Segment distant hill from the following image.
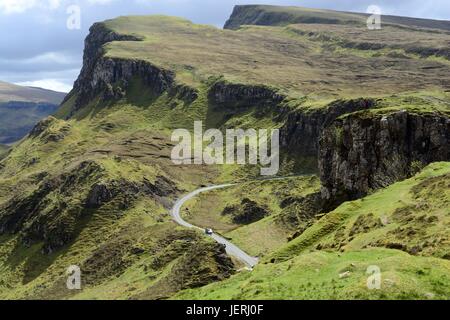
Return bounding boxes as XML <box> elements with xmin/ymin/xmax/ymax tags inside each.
<box><xmin>0</xmin><ymin>81</ymin><xmax>66</xmax><ymax>105</ymax></box>
<box><xmin>224</xmin><ymin>5</ymin><xmax>450</xmax><ymax>31</ymax></box>
<box><xmin>0</xmin><ymin>81</ymin><xmax>66</xmax><ymax>144</ymax></box>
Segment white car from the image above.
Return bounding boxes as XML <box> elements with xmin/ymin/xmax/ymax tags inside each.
<box><xmin>205</xmin><ymin>228</ymin><xmax>213</xmax><ymax>235</ymax></box>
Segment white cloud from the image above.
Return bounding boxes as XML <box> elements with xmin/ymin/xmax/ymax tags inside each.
<box><xmin>16</xmin><ymin>79</ymin><xmax>72</xmax><ymax>93</ymax></box>
<box><xmin>18</xmin><ymin>52</ymin><xmax>78</xmax><ymax>65</ymax></box>
<box><xmin>48</xmin><ymin>0</ymin><xmax>61</xmax><ymax>10</ymax></box>
<box><xmin>87</xmin><ymin>0</ymin><xmax>117</xmax><ymax>5</ymax></box>
<box><xmin>0</xmin><ymin>0</ymin><xmax>62</xmax><ymax>14</ymax></box>
<box><xmin>0</xmin><ymin>0</ymin><xmax>38</xmax><ymax>14</ymax></box>
<box><xmin>0</xmin><ymin>0</ymin><xmax>116</xmax><ymax>14</ymax></box>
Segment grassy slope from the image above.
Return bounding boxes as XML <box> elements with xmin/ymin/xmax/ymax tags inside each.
<box><xmin>102</xmin><ymin>16</ymin><xmax>450</xmax><ymax>101</ymax></box>
<box><xmin>0</xmin><ymin>96</ymin><xmax>221</xmax><ymax>299</ymax></box>
<box><xmin>224</xmin><ymin>5</ymin><xmax>368</xmax><ymax>29</ymax></box>
<box><xmin>272</xmin><ymin>162</ymin><xmax>450</xmax><ymax>262</ymax></box>
<box><xmin>181</xmin><ymin>176</ymin><xmax>320</xmax><ymax>257</ymax></box>
<box><xmin>225</xmin><ymin>4</ymin><xmax>450</xmax><ymax>31</ymax></box>
<box><xmin>176</xmin><ymin>248</ymin><xmax>450</xmax><ymax>300</ymax></box>
<box><xmin>175</xmin><ymin>163</ymin><xmax>450</xmax><ymax>300</ymax></box>
<box><xmin>0</xmin><ymin>10</ymin><xmax>448</xmax><ymax>300</ymax></box>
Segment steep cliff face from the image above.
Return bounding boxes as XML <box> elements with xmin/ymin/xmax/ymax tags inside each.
<box><xmin>209</xmin><ymin>81</ymin><xmax>284</xmax><ymax>108</ymax></box>
<box><xmin>64</xmin><ymin>23</ymin><xmax>175</xmax><ymax>116</ymax></box>
<box><xmin>319</xmin><ymin>110</ymin><xmax>450</xmax><ymax>203</ymax></box>
<box><xmin>280</xmin><ymin>98</ymin><xmax>376</xmax><ymax>159</ymax></box>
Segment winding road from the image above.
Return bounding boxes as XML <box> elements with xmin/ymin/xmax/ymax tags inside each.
<box><xmin>170</xmin><ymin>176</ymin><xmax>302</xmax><ymax>269</ymax></box>
<box><xmin>171</xmin><ymin>183</ymin><xmax>259</xmax><ymax>269</ymax></box>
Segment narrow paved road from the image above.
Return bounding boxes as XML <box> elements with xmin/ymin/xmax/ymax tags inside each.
<box><xmin>171</xmin><ymin>176</ymin><xmax>303</xmax><ymax>268</ymax></box>
<box><xmin>171</xmin><ymin>183</ymin><xmax>259</xmax><ymax>268</ymax></box>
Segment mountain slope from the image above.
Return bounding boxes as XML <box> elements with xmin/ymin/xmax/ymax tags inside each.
<box><xmin>0</xmin><ymin>81</ymin><xmax>66</xmax><ymax>144</ymax></box>
<box><xmin>0</xmin><ymin>5</ymin><xmax>448</xmax><ymax>300</ymax></box>
<box><xmin>175</xmin><ymin>163</ymin><xmax>450</xmax><ymax>300</ymax></box>
<box><xmin>224</xmin><ymin>5</ymin><xmax>450</xmax><ymax>31</ymax></box>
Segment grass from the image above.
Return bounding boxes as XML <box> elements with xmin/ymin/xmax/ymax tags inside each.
<box><xmin>0</xmin><ymin>8</ymin><xmax>448</xmax><ymax>300</ymax></box>
<box><xmin>174</xmin><ymin>248</ymin><xmax>450</xmax><ymax>300</ymax></box>
<box><xmin>0</xmin><ymin>86</ymin><xmax>224</xmax><ymax>299</ymax></box>
<box><xmin>174</xmin><ymin>162</ymin><xmax>450</xmax><ymax>300</ymax></box>
<box><xmin>181</xmin><ymin>175</ymin><xmax>320</xmax><ymax>256</ymax></box>
<box><xmin>225</xmin><ymin>5</ymin><xmax>450</xmax><ymax>31</ymax></box>
<box><xmin>271</xmin><ymin>162</ymin><xmax>450</xmax><ymax>262</ymax></box>
<box><xmin>101</xmin><ymin>15</ymin><xmax>450</xmax><ymax>100</ymax></box>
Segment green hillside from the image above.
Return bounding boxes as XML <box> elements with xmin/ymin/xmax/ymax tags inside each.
<box><xmin>0</xmin><ymin>5</ymin><xmax>448</xmax><ymax>300</ymax></box>
<box><xmin>224</xmin><ymin>5</ymin><xmax>450</xmax><ymax>31</ymax></box>
<box><xmin>96</xmin><ymin>15</ymin><xmax>449</xmax><ymax>100</ymax></box>
<box><xmin>175</xmin><ymin>163</ymin><xmax>450</xmax><ymax>300</ymax></box>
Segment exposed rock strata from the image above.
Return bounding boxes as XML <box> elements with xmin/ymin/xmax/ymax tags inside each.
<box><xmin>319</xmin><ymin>110</ymin><xmax>450</xmax><ymax>203</ymax></box>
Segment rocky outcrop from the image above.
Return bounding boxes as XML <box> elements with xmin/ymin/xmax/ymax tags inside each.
<box><xmin>0</xmin><ymin>161</ymin><xmax>103</xmax><ymax>253</ymax></box>
<box><xmin>222</xmin><ymin>198</ymin><xmax>270</xmax><ymax>224</ymax></box>
<box><xmin>280</xmin><ymin>98</ymin><xmax>376</xmax><ymax>158</ymax></box>
<box><xmin>319</xmin><ymin>110</ymin><xmax>450</xmax><ymax>203</ymax></box>
<box><xmin>68</xmin><ymin>56</ymin><xmax>175</xmax><ymax>115</ymax></box>
<box><xmin>28</xmin><ymin>116</ymin><xmax>58</xmax><ymax>137</ymax></box>
<box><xmin>0</xmin><ymin>158</ymin><xmax>177</xmax><ymax>254</ymax></box>
<box><xmin>63</xmin><ymin>23</ymin><xmax>175</xmax><ymax>115</ymax></box>
<box><xmin>209</xmin><ymin>81</ymin><xmax>284</xmax><ymax>108</ymax></box>
<box><xmin>28</xmin><ymin>116</ymin><xmax>71</xmax><ymax>143</ymax></box>
<box><xmin>162</xmin><ymin>241</ymin><xmax>235</xmax><ymax>290</ymax></box>
<box><xmin>85</xmin><ymin>175</ymin><xmax>178</xmax><ymax>209</ymax></box>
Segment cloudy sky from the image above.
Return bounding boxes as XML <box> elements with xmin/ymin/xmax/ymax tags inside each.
<box><xmin>1</xmin><ymin>0</ymin><xmax>449</xmax><ymax>93</ymax></box>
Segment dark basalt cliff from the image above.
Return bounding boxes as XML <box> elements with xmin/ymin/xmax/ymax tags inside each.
<box><xmin>64</xmin><ymin>23</ymin><xmax>175</xmax><ymax>116</ymax></box>
<box><xmin>209</xmin><ymin>81</ymin><xmax>284</xmax><ymax>107</ymax></box>
<box><xmin>280</xmin><ymin>98</ymin><xmax>376</xmax><ymax>159</ymax></box>
<box><xmin>319</xmin><ymin>110</ymin><xmax>450</xmax><ymax>204</ymax></box>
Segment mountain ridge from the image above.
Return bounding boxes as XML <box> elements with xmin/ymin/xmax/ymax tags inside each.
<box><xmin>224</xmin><ymin>5</ymin><xmax>450</xmax><ymax>31</ymax></box>
<box><xmin>0</xmin><ymin>5</ymin><xmax>448</xmax><ymax>300</ymax></box>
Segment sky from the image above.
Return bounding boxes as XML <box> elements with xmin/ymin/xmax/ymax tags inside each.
<box><xmin>0</xmin><ymin>0</ymin><xmax>449</xmax><ymax>93</ymax></box>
